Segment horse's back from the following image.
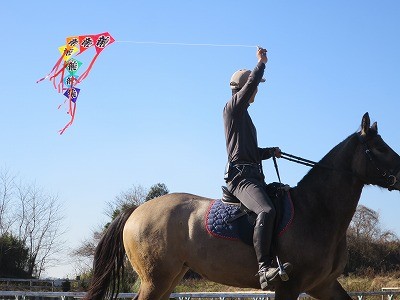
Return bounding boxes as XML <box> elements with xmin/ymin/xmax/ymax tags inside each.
<box><xmin>122</xmin><ymin>193</ymin><xmax>211</xmax><ymax>269</ymax></box>
<box><xmin>125</xmin><ymin>192</ymin><xmax>210</xmax><ymax>228</ymax></box>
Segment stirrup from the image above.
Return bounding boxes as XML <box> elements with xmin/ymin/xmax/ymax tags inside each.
<box><xmin>276</xmin><ymin>256</ymin><xmax>290</xmax><ymax>281</ymax></box>
<box><xmin>258</xmin><ymin>261</ymin><xmax>292</xmax><ymax>290</ymax></box>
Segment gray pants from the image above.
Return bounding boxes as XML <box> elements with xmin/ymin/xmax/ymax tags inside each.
<box><xmin>227</xmin><ymin>171</ymin><xmax>276</xmax><ymax>270</ymax></box>
<box><xmin>228</xmin><ymin>176</ymin><xmax>275</xmax><ymax>216</ymax></box>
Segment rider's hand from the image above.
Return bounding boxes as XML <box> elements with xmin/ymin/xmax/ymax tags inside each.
<box><xmin>257</xmin><ymin>47</ymin><xmax>268</xmax><ymax>64</ymax></box>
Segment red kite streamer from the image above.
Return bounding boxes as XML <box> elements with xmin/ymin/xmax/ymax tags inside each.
<box><xmin>37</xmin><ymin>32</ymin><xmax>114</xmax><ymax>134</ymax></box>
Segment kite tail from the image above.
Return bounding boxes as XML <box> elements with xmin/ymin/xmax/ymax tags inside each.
<box><xmin>56</xmin><ymin>66</ymin><xmax>67</xmax><ymax>93</ymax></box>
<box><xmin>77</xmin><ymin>52</ymin><xmax>100</xmax><ymax>83</ymax></box>
<box><xmin>58</xmin><ymin>98</ymin><xmax>68</xmax><ymax>110</ymax></box>
<box><xmin>58</xmin><ymin>86</ymin><xmax>77</xmax><ymax>135</ymax></box>
<box><xmin>59</xmin><ymin>102</ymin><xmax>76</xmax><ymax>135</ymax></box>
<box><xmin>36</xmin><ymin>53</ymin><xmax>65</xmax><ymax>84</ymax></box>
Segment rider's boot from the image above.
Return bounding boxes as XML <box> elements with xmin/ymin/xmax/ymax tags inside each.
<box><xmin>254</xmin><ymin>211</ymin><xmax>291</xmax><ymax>290</ymax></box>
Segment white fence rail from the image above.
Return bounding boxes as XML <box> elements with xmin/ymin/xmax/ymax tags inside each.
<box><xmin>0</xmin><ymin>279</ymin><xmax>76</xmax><ymax>292</ymax></box>
<box><xmin>0</xmin><ymin>290</ymin><xmax>399</xmax><ymax>300</ymax></box>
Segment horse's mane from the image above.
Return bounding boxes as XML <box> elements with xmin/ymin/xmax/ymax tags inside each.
<box><xmin>296</xmin><ymin>132</ymin><xmax>359</xmax><ymax>188</ymax></box>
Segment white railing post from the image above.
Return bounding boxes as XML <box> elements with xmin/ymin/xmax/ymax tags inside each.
<box><xmin>382</xmin><ymin>287</ymin><xmax>400</xmax><ymax>300</ymax></box>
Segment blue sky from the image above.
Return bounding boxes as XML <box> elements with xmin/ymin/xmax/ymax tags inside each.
<box><xmin>1</xmin><ymin>1</ymin><xmax>399</xmax><ymax>278</ymax></box>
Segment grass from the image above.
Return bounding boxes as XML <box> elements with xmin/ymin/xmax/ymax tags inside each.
<box><xmin>167</xmin><ymin>277</ymin><xmax>400</xmax><ymax>300</ymax></box>
<box><xmin>171</xmin><ymin>273</ymin><xmax>400</xmax><ymax>293</ymax></box>
<box><xmin>339</xmin><ymin>273</ymin><xmax>400</xmax><ymax>291</ymax></box>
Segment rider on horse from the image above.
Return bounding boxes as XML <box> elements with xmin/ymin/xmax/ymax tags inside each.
<box><xmin>223</xmin><ymin>47</ymin><xmax>292</xmax><ymax>290</ymax></box>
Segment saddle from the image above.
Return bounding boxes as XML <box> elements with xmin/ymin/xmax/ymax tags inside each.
<box><xmin>205</xmin><ymin>183</ymin><xmax>294</xmax><ymax>246</ymax></box>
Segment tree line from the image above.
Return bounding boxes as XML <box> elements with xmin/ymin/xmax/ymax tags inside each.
<box><xmin>0</xmin><ymin>169</ymin><xmax>64</xmax><ymax>278</ymax></box>
<box><xmin>346</xmin><ymin>205</ymin><xmax>400</xmax><ymax>274</ymax></box>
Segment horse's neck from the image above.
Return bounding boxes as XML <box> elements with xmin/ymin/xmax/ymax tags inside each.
<box><xmin>293</xmin><ymin>134</ymin><xmax>364</xmax><ymax>234</ymax></box>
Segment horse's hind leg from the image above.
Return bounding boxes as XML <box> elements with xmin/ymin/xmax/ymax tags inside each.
<box><xmin>160</xmin><ymin>266</ymin><xmax>190</xmax><ymax>299</ymax></box>
<box><xmin>132</xmin><ymin>262</ymin><xmax>189</xmax><ymax>300</ymax></box>
<box><xmin>307</xmin><ymin>279</ymin><xmax>352</xmax><ymax>300</ymax></box>
<box><xmin>135</xmin><ymin>281</ymin><xmax>164</xmax><ymax>300</ymax></box>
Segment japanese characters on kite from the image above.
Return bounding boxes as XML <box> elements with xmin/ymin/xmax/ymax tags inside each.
<box><xmin>37</xmin><ymin>32</ymin><xmax>114</xmax><ymax>134</ymax></box>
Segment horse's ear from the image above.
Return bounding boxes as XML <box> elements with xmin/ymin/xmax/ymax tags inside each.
<box><xmin>371</xmin><ymin>121</ymin><xmax>378</xmax><ymax>133</ymax></box>
<box><xmin>361</xmin><ymin>112</ymin><xmax>370</xmax><ymax>136</ymax></box>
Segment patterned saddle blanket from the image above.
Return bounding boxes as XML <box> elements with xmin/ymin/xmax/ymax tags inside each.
<box><xmin>205</xmin><ymin>191</ymin><xmax>294</xmax><ymax>245</ymax></box>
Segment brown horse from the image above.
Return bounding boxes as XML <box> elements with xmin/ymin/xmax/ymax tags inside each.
<box><xmin>85</xmin><ymin>113</ymin><xmax>400</xmax><ymax>300</ymax></box>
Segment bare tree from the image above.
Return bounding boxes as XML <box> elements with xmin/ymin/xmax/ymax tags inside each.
<box><xmin>0</xmin><ymin>167</ymin><xmax>65</xmax><ymax>278</ymax></box>
<box><xmin>71</xmin><ymin>228</ymin><xmax>103</xmax><ymax>275</ymax></box>
<box><xmin>72</xmin><ymin>185</ymin><xmax>148</xmax><ymax>274</ymax></box>
<box><xmin>0</xmin><ymin>168</ymin><xmax>16</xmax><ymax>235</ymax></box>
<box><xmin>346</xmin><ymin>204</ymin><xmax>400</xmax><ymax>274</ymax></box>
<box><xmin>105</xmin><ymin>184</ymin><xmax>147</xmax><ymax>220</ymax></box>
<box><xmin>13</xmin><ymin>182</ymin><xmax>65</xmax><ymax>277</ymax></box>
<box><xmin>72</xmin><ymin>183</ymin><xmax>169</xmax><ymax>276</ymax></box>
<box><xmin>348</xmin><ymin>205</ymin><xmax>381</xmax><ymax>241</ymax></box>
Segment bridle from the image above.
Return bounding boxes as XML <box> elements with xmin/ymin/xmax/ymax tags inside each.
<box><xmin>358</xmin><ymin>134</ymin><xmax>400</xmax><ymax>190</ymax></box>
<box><xmin>273</xmin><ymin>133</ymin><xmax>400</xmax><ymax>191</ymax></box>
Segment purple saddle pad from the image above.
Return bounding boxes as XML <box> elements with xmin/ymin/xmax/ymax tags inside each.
<box><xmin>205</xmin><ymin>192</ymin><xmax>294</xmax><ymax>241</ymax></box>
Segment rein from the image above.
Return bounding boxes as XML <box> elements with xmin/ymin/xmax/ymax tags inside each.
<box><xmin>272</xmin><ymin>152</ymin><xmax>321</xmax><ymax>184</ymax></box>
<box><xmin>280</xmin><ymin>152</ymin><xmax>320</xmax><ymax>168</ymax></box>
<box><xmin>274</xmin><ymin>136</ymin><xmax>398</xmax><ymax>190</ymax></box>
<box><xmin>273</xmin><ymin>152</ymin><xmax>333</xmax><ymax>184</ymax></box>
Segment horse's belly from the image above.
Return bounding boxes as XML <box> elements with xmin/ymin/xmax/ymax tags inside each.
<box><xmin>185</xmin><ymin>211</ymin><xmax>260</xmax><ymax>288</ymax></box>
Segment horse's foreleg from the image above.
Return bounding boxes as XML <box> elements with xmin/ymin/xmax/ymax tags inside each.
<box><xmin>275</xmin><ymin>285</ymin><xmax>301</xmax><ymax>300</ymax></box>
<box><xmin>307</xmin><ymin>279</ymin><xmax>352</xmax><ymax>300</ymax></box>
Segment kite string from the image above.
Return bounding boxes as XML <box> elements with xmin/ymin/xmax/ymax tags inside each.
<box><xmin>115</xmin><ymin>40</ymin><xmax>258</xmax><ymax>48</ymax></box>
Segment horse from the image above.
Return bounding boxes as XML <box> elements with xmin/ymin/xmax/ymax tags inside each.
<box><xmin>85</xmin><ymin>113</ymin><xmax>400</xmax><ymax>300</ymax></box>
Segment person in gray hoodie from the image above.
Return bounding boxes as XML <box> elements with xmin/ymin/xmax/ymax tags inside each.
<box><xmin>223</xmin><ymin>47</ymin><xmax>290</xmax><ymax>290</ymax></box>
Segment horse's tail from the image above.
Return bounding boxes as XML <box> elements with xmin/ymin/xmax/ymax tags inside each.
<box><xmin>84</xmin><ymin>205</ymin><xmax>137</xmax><ymax>300</ymax></box>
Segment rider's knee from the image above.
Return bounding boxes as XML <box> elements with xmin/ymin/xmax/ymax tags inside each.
<box><xmin>265</xmin><ymin>206</ymin><xmax>276</xmax><ymax>219</ymax></box>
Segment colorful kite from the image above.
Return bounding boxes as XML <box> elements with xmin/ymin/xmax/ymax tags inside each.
<box><xmin>37</xmin><ymin>32</ymin><xmax>114</xmax><ymax>134</ymax></box>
